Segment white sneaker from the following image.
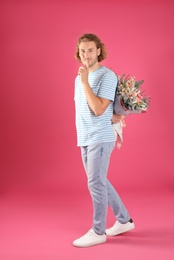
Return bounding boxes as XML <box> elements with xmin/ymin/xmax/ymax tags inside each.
<box><xmin>73</xmin><ymin>229</ymin><xmax>106</xmax><ymax>247</ymax></box>
<box><xmin>106</xmin><ymin>219</ymin><xmax>135</xmax><ymax>236</ymax></box>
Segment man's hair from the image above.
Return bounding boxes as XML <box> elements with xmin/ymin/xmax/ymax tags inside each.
<box><xmin>74</xmin><ymin>33</ymin><xmax>107</xmax><ymax>62</ymax></box>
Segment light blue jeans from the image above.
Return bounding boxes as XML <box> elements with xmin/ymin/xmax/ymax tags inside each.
<box><xmin>80</xmin><ymin>142</ymin><xmax>130</xmax><ymax>235</ymax></box>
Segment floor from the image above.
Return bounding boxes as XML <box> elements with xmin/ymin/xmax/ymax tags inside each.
<box><xmin>0</xmin><ymin>187</ymin><xmax>174</xmax><ymax>260</ymax></box>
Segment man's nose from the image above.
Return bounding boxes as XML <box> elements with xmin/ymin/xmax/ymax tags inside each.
<box><xmin>84</xmin><ymin>52</ymin><xmax>89</xmax><ymax>58</ymax></box>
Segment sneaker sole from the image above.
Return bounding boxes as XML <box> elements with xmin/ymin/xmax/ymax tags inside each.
<box><xmin>73</xmin><ymin>239</ymin><xmax>106</xmax><ymax>247</ymax></box>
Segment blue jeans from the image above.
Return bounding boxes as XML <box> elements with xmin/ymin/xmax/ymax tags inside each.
<box><xmin>80</xmin><ymin>142</ymin><xmax>130</xmax><ymax>235</ymax></box>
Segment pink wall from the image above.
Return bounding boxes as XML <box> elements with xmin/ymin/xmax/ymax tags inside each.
<box><xmin>1</xmin><ymin>0</ymin><xmax>174</xmax><ymax>192</ymax></box>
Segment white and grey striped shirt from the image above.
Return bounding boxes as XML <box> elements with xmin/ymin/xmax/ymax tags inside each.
<box><xmin>74</xmin><ymin>66</ymin><xmax>117</xmax><ymax>147</ymax></box>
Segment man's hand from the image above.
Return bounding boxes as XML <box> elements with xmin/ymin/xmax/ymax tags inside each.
<box><xmin>78</xmin><ymin>65</ymin><xmax>89</xmax><ymax>85</ymax></box>
<box><xmin>111</xmin><ymin>114</ymin><xmax>125</xmax><ymax>124</ymax></box>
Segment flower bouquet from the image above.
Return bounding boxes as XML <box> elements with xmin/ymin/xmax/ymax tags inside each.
<box><xmin>113</xmin><ymin>74</ymin><xmax>150</xmax><ymax>148</ymax></box>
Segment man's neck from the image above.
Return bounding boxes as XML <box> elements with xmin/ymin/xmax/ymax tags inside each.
<box><xmin>88</xmin><ymin>63</ymin><xmax>101</xmax><ymax>73</ymax></box>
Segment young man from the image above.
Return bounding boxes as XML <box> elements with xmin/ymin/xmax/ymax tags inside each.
<box><xmin>73</xmin><ymin>33</ymin><xmax>135</xmax><ymax>247</ymax></box>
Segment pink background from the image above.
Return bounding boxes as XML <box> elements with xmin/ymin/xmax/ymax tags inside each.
<box><xmin>0</xmin><ymin>0</ymin><xmax>174</xmax><ymax>259</ymax></box>
<box><xmin>1</xmin><ymin>0</ymin><xmax>173</xmax><ymax>192</ymax></box>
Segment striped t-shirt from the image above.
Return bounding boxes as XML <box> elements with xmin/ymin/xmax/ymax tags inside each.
<box><xmin>74</xmin><ymin>65</ymin><xmax>117</xmax><ymax>147</ymax></box>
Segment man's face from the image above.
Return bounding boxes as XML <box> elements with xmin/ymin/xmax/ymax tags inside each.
<box><xmin>79</xmin><ymin>41</ymin><xmax>100</xmax><ymax>68</ymax></box>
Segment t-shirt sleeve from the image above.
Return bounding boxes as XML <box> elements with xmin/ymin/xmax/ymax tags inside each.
<box><xmin>97</xmin><ymin>70</ymin><xmax>117</xmax><ymax>102</ymax></box>
<box><xmin>74</xmin><ymin>76</ymin><xmax>78</xmax><ymax>100</ymax></box>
